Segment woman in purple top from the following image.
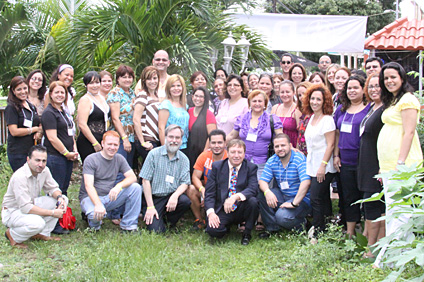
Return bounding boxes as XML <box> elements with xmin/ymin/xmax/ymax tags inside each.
<box><xmin>227</xmin><ymin>90</ymin><xmax>283</xmax><ymax>178</ymax></box>
<box><xmin>271</xmin><ymin>80</ymin><xmax>302</xmax><ymax>148</ymax></box>
<box><xmin>333</xmin><ymin>75</ymin><xmax>371</xmax><ymax>237</ymax></box>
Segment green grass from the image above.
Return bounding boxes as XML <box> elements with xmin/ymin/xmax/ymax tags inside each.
<box><xmin>0</xmin><ymin>153</ymin><xmax>420</xmax><ymax>281</ymax></box>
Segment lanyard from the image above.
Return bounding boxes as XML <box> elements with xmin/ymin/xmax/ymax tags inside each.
<box><xmin>21</xmin><ymin>106</ymin><xmax>34</xmax><ymax>121</ymax></box>
<box><xmin>58</xmin><ymin>109</ymin><xmax>73</xmax><ymax>129</ymax></box>
<box><xmin>341</xmin><ymin>111</ymin><xmax>356</xmax><ymax>125</ymax></box>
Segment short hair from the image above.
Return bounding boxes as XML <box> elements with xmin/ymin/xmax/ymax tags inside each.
<box><xmin>8</xmin><ymin>76</ymin><xmax>28</xmax><ymax>111</ymax></box>
<box><xmin>240</xmin><ymin>71</ymin><xmax>249</xmax><ymax>78</ymax></box>
<box><xmin>247</xmin><ymin>73</ymin><xmax>259</xmax><ymax>89</ymax></box>
<box><xmin>213</xmin><ymin>68</ymin><xmax>228</xmax><ymax>79</ymax></box>
<box><xmin>27</xmin><ymin>70</ymin><xmax>47</xmax><ymax>101</ymax></box>
<box><xmin>115</xmin><ymin>65</ymin><xmax>135</xmax><ymax>84</ymax></box>
<box><xmin>258</xmin><ymin>73</ymin><xmax>275</xmax><ymax>98</ymax></box>
<box><xmin>28</xmin><ymin>144</ymin><xmax>47</xmax><ymax>158</ymax></box>
<box><xmin>139</xmin><ymin>66</ymin><xmax>160</xmax><ymax>96</ymax></box>
<box><xmin>302</xmin><ymin>84</ymin><xmax>334</xmax><ymax>115</ymax></box>
<box><xmin>281</xmin><ymin>53</ymin><xmax>294</xmax><ymax>62</ymax></box>
<box><xmin>165</xmin><ymin>124</ymin><xmax>184</xmax><ymax>137</ymax></box>
<box><xmin>364</xmin><ymin>72</ymin><xmax>380</xmax><ymax>102</ymax></box>
<box><xmin>340</xmin><ymin>75</ymin><xmax>367</xmax><ymax>112</ymax></box>
<box><xmin>99</xmin><ymin>70</ymin><xmax>113</xmax><ymax>80</ymax></box>
<box><xmin>102</xmin><ymin>130</ymin><xmax>120</xmax><ymax>142</ymax></box>
<box><xmin>273</xmin><ymin>133</ymin><xmax>290</xmax><ymax>144</ymax></box>
<box><xmin>273</xmin><ymin>73</ymin><xmax>283</xmax><ymax>82</ymax></box>
<box><xmin>288</xmin><ymin>63</ymin><xmax>307</xmax><ymax>82</ymax></box>
<box><xmin>225</xmin><ymin>74</ymin><xmax>246</xmax><ymax>99</ymax></box>
<box><xmin>83</xmin><ymin>71</ymin><xmax>101</xmax><ymax>86</ymax></box>
<box><xmin>190</xmin><ymin>71</ymin><xmax>208</xmax><ymax>85</ymax></box>
<box><xmin>48</xmin><ymin>81</ymin><xmax>68</xmax><ymax>107</ymax></box>
<box><xmin>227</xmin><ymin>139</ymin><xmax>246</xmax><ymax>152</ymax></box>
<box><xmin>365</xmin><ymin>57</ymin><xmax>383</xmax><ymax>67</ymax></box>
<box><xmin>350</xmin><ymin>69</ymin><xmax>367</xmax><ymax>79</ymax></box>
<box><xmin>165</xmin><ymin>74</ymin><xmax>187</xmax><ymax>106</ymax></box>
<box><xmin>248</xmin><ymin>90</ymin><xmax>269</xmax><ymax>109</ymax></box>
<box><xmin>308</xmin><ymin>72</ymin><xmax>325</xmax><ymax>84</ymax></box>
<box><xmin>208</xmin><ymin>129</ymin><xmax>226</xmax><ymax>142</ymax></box>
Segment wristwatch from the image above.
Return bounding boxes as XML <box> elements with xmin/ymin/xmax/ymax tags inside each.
<box><xmin>397</xmin><ymin>160</ymin><xmax>405</xmax><ymax>165</ymax></box>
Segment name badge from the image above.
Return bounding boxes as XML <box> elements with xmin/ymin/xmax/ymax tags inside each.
<box><xmin>165</xmin><ymin>175</ymin><xmax>174</xmax><ymax>184</ymax></box>
<box><xmin>340</xmin><ymin>122</ymin><xmax>352</xmax><ymax>133</ymax></box>
<box><xmin>23</xmin><ymin>119</ymin><xmax>32</xmax><ymax>128</ymax></box>
<box><xmin>246</xmin><ymin>132</ymin><xmax>258</xmax><ymax>142</ymax></box>
<box><xmin>280</xmin><ymin>181</ymin><xmax>289</xmax><ymax>190</ymax></box>
<box><xmin>220</xmin><ymin>116</ymin><xmax>228</xmax><ymax>123</ymax></box>
<box><xmin>68</xmin><ymin>128</ymin><xmax>74</xmax><ymax>136</ymax></box>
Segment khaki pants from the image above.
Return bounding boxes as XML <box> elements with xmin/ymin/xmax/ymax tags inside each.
<box><xmin>2</xmin><ymin>196</ymin><xmax>58</xmax><ymax>243</ymax></box>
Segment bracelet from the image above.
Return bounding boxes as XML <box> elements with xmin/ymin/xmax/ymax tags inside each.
<box><xmin>333</xmin><ymin>155</ymin><xmax>339</xmax><ymax>158</ymax></box>
<box><xmin>397</xmin><ymin>160</ymin><xmax>405</xmax><ymax>165</ymax></box>
<box><xmin>322</xmin><ymin>160</ymin><xmax>328</xmax><ymax>165</ymax></box>
<box><xmin>92</xmin><ymin>142</ymin><xmax>99</xmax><ymax>147</ymax></box>
<box><xmin>264</xmin><ymin>189</ymin><xmax>270</xmax><ymax>196</ymax></box>
<box><xmin>63</xmin><ymin>150</ymin><xmax>69</xmax><ymax>156</ymax></box>
<box><xmin>147</xmin><ymin>206</ymin><xmax>155</xmax><ymax>210</ymax></box>
<box><xmin>291</xmin><ymin>202</ymin><xmax>299</xmax><ymax>208</ymax></box>
<box><xmin>199</xmin><ymin>186</ymin><xmax>204</xmax><ymax>192</ymax></box>
<box><xmin>142</xmin><ymin>142</ymin><xmax>147</xmax><ymax>147</ymax></box>
<box><xmin>122</xmin><ymin>135</ymin><xmax>128</xmax><ymax>140</ymax></box>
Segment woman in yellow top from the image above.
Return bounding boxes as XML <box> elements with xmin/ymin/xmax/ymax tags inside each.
<box><xmin>375</xmin><ymin>62</ymin><xmax>422</xmax><ymax>267</ymax></box>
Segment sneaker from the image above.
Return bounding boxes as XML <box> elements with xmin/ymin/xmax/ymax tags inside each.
<box><xmin>192</xmin><ymin>219</ymin><xmax>206</xmax><ymax>230</ymax></box>
<box><xmin>52</xmin><ymin>223</ymin><xmax>70</xmax><ymax>235</ymax></box>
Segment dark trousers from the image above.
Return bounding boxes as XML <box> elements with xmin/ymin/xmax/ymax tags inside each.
<box><xmin>8</xmin><ymin>153</ymin><xmax>27</xmax><ymax>172</ymax></box>
<box><xmin>46</xmin><ymin>154</ymin><xmax>73</xmax><ymax>196</ymax></box>
<box><xmin>142</xmin><ymin>194</ymin><xmax>191</xmax><ymax>233</ymax></box>
<box><xmin>206</xmin><ymin>197</ymin><xmax>259</xmax><ymax>238</ymax></box>
<box><xmin>339</xmin><ymin>165</ymin><xmax>361</xmax><ymax>222</ymax></box>
<box><xmin>310</xmin><ymin>173</ymin><xmax>335</xmax><ymax>232</ymax></box>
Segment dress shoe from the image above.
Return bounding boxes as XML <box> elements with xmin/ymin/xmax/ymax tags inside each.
<box><xmin>259</xmin><ymin>231</ymin><xmax>271</xmax><ymax>239</ymax></box>
<box><xmin>51</xmin><ymin>223</ymin><xmax>70</xmax><ymax>235</ymax></box>
<box><xmin>241</xmin><ymin>233</ymin><xmax>251</xmax><ymax>245</ymax></box>
<box><xmin>31</xmin><ymin>234</ymin><xmax>61</xmax><ymax>241</ymax></box>
<box><xmin>5</xmin><ymin>228</ymin><xmax>28</xmax><ymax>249</ymax></box>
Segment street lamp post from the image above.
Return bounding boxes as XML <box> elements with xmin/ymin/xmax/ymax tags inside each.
<box><xmin>237</xmin><ymin>33</ymin><xmax>251</xmax><ymax>73</ymax></box>
<box><xmin>221</xmin><ymin>31</ymin><xmax>237</xmax><ymax>74</ymax></box>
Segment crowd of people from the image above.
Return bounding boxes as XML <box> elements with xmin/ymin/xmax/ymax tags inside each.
<box><xmin>2</xmin><ymin>50</ymin><xmax>422</xmax><ymax>262</ymax></box>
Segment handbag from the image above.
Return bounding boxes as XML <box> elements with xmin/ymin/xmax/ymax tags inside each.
<box><xmin>267</xmin><ymin>114</ymin><xmax>275</xmax><ymax>158</ymax></box>
<box><xmin>59</xmin><ymin>207</ymin><xmax>76</xmax><ymax>230</ymax></box>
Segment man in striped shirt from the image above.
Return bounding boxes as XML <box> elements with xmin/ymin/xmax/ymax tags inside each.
<box><xmin>258</xmin><ymin>133</ymin><xmax>311</xmax><ymax>238</ymax></box>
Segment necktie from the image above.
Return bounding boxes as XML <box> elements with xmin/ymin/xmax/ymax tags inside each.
<box><xmin>228</xmin><ymin>167</ymin><xmax>237</xmax><ymax>211</ymax></box>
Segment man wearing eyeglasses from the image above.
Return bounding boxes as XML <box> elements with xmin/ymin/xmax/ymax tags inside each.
<box><xmin>365</xmin><ymin>57</ymin><xmax>383</xmax><ymax>77</ymax></box>
<box><xmin>318</xmin><ymin>55</ymin><xmax>331</xmax><ymax>75</ymax></box>
<box><xmin>135</xmin><ymin>50</ymin><xmax>171</xmax><ymax>98</ymax></box>
<box><xmin>280</xmin><ymin>53</ymin><xmax>294</xmax><ymax>80</ymax></box>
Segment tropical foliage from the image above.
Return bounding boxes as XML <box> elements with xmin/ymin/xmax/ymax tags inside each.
<box><xmin>0</xmin><ymin>0</ymin><xmax>277</xmax><ymax>97</ymax></box>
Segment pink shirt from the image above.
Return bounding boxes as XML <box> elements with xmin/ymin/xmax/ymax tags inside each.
<box><xmin>215</xmin><ymin>98</ymin><xmax>248</xmax><ymax>135</ymax></box>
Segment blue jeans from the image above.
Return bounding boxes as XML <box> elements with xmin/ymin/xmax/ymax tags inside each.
<box><xmin>8</xmin><ymin>153</ymin><xmax>27</xmax><ymax>172</ymax></box>
<box><xmin>80</xmin><ymin>183</ymin><xmax>142</xmax><ymax>230</ymax></box>
<box><xmin>115</xmin><ymin>140</ymin><xmax>135</xmax><ymax>183</ymax></box>
<box><xmin>258</xmin><ymin>187</ymin><xmax>312</xmax><ymax>231</ymax></box>
<box><xmin>46</xmin><ymin>154</ymin><xmax>73</xmax><ymax>196</ymax></box>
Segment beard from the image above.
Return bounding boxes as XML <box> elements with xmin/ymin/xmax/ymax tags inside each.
<box><xmin>166</xmin><ymin>140</ymin><xmax>181</xmax><ymax>153</ymax></box>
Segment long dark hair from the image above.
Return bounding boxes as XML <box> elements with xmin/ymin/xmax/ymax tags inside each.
<box><xmin>379</xmin><ymin>62</ymin><xmax>414</xmax><ymax>109</ymax></box>
<box><xmin>26</xmin><ymin>69</ymin><xmax>47</xmax><ymax>101</ymax></box>
<box><xmin>193</xmin><ymin>86</ymin><xmax>210</xmax><ymax>119</ymax></box>
<box><xmin>8</xmin><ymin>76</ymin><xmax>28</xmax><ymax>111</ymax></box>
<box><xmin>50</xmin><ymin>64</ymin><xmax>75</xmax><ymax>98</ymax></box>
<box><xmin>340</xmin><ymin>75</ymin><xmax>367</xmax><ymax>112</ymax></box>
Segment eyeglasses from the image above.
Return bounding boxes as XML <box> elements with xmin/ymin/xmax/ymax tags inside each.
<box><xmin>227</xmin><ymin>83</ymin><xmax>241</xmax><ymax>88</ymax></box>
<box><xmin>368</xmin><ymin>85</ymin><xmax>380</xmax><ymax>90</ymax></box>
<box><xmin>154</xmin><ymin>58</ymin><xmax>168</xmax><ymax>62</ymax></box>
<box><xmin>320</xmin><ymin>61</ymin><xmax>330</xmax><ymax>64</ymax></box>
<box><xmin>366</xmin><ymin>65</ymin><xmax>379</xmax><ymax>70</ymax></box>
<box><xmin>281</xmin><ymin>61</ymin><xmax>292</xmax><ymax>65</ymax></box>
<box><xmin>193</xmin><ymin>94</ymin><xmax>204</xmax><ymax>99</ymax></box>
<box><xmin>31</xmin><ymin>77</ymin><xmax>43</xmax><ymax>82</ymax></box>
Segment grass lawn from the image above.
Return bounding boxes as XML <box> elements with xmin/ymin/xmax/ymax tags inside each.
<box><xmin>0</xmin><ymin>162</ymin><xmax>420</xmax><ymax>281</ymax></box>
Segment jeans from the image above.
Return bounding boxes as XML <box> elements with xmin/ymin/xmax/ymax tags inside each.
<box><xmin>7</xmin><ymin>153</ymin><xmax>27</xmax><ymax>172</ymax></box>
<box><xmin>46</xmin><ymin>154</ymin><xmax>73</xmax><ymax>196</ymax></box>
<box><xmin>258</xmin><ymin>187</ymin><xmax>312</xmax><ymax>231</ymax></box>
<box><xmin>80</xmin><ymin>183</ymin><xmax>142</xmax><ymax>230</ymax></box>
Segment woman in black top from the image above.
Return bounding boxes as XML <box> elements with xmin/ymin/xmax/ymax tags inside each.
<box><xmin>42</xmin><ymin>81</ymin><xmax>78</xmax><ymax>195</ymax></box>
<box><xmin>5</xmin><ymin>76</ymin><xmax>42</xmax><ymax>171</ymax></box>
<box><xmin>77</xmin><ymin>71</ymin><xmax>110</xmax><ymax>163</ymax></box>
<box><xmin>357</xmin><ymin>73</ymin><xmax>385</xmax><ymax>258</ymax></box>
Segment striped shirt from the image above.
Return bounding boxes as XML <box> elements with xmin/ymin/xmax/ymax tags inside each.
<box><xmin>134</xmin><ymin>92</ymin><xmax>160</xmax><ymax>142</ymax></box>
<box><xmin>139</xmin><ymin>145</ymin><xmax>190</xmax><ymax>197</ymax></box>
<box><xmin>260</xmin><ymin>150</ymin><xmax>311</xmax><ymax>205</ymax></box>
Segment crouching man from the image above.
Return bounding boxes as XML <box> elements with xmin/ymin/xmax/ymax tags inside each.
<box><xmin>2</xmin><ymin>145</ymin><xmax>67</xmax><ymax>248</ymax></box>
<box><xmin>79</xmin><ymin>131</ymin><xmax>142</xmax><ymax>232</ymax></box>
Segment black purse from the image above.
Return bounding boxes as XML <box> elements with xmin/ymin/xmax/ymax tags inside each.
<box><xmin>267</xmin><ymin>114</ymin><xmax>275</xmax><ymax>158</ymax></box>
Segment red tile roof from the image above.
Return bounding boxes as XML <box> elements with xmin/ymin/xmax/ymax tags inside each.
<box><xmin>365</xmin><ymin>17</ymin><xmax>424</xmax><ymax>50</ymax></box>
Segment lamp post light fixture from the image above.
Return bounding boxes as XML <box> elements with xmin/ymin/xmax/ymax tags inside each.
<box><xmin>237</xmin><ymin>33</ymin><xmax>251</xmax><ymax>73</ymax></box>
<box><xmin>209</xmin><ymin>48</ymin><xmax>219</xmax><ymax>72</ymax></box>
<box><xmin>221</xmin><ymin>31</ymin><xmax>237</xmax><ymax>74</ymax></box>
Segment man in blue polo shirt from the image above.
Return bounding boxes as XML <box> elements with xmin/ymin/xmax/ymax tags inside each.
<box><xmin>258</xmin><ymin>133</ymin><xmax>311</xmax><ymax>237</ymax></box>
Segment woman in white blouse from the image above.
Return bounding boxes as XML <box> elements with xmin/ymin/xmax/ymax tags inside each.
<box><xmin>303</xmin><ymin>84</ymin><xmax>337</xmax><ymax>234</ymax></box>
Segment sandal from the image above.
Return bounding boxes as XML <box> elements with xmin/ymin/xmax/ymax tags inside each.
<box><xmin>255</xmin><ymin>221</ymin><xmax>265</xmax><ymax>231</ymax></box>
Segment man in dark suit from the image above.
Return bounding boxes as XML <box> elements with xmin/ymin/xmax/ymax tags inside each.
<box><xmin>204</xmin><ymin>139</ymin><xmax>259</xmax><ymax>245</ymax></box>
